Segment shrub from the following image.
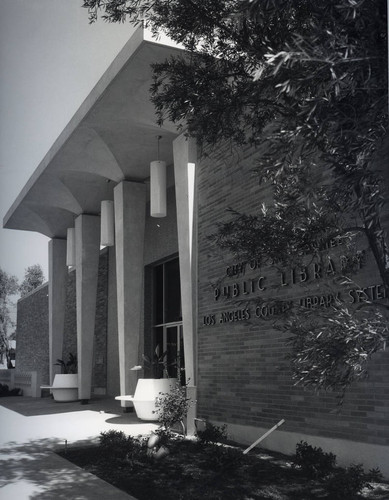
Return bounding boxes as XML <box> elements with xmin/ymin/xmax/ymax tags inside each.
<box><xmin>0</xmin><ymin>383</ymin><xmax>21</xmax><ymax>397</ymax></box>
<box><xmin>294</xmin><ymin>441</ymin><xmax>336</xmax><ymax>478</ymax></box>
<box><xmin>99</xmin><ymin>430</ymin><xmax>143</xmax><ymax>460</ymax></box>
<box><xmin>325</xmin><ymin>464</ymin><xmax>383</xmax><ymax>499</ymax></box>
<box><xmin>99</xmin><ymin>430</ymin><xmax>127</xmax><ymax>447</ymax></box>
<box><xmin>197</xmin><ymin>422</ymin><xmax>227</xmax><ymax>444</ymax></box>
<box><xmin>154</xmin><ymin>382</ymin><xmax>192</xmax><ymax>432</ymax></box>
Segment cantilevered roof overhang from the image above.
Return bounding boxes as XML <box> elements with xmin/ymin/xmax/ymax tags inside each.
<box><xmin>3</xmin><ymin>28</ymin><xmax>184</xmax><ymax>239</ymax></box>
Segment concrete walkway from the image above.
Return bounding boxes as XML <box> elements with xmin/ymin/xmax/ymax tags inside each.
<box><xmin>0</xmin><ymin>395</ymin><xmax>158</xmax><ymax>499</ymax></box>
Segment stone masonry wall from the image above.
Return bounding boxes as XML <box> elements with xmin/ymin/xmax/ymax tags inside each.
<box><xmin>16</xmin><ymin>283</ymin><xmax>49</xmax><ymax>384</ymax></box>
<box><xmin>197</xmin><ymin>137</ymin><xmax>389</xmax><ymax>447</ymax></box>
<box><xmin>16</xmin><ymin>249</ymin><xmax>109</xmax><ymax>390</ymax></box>
<box><xmin>93</xmin><ymin>248</ymin><xmax>109</xmax><ymax>390</ymax></box>
<box><xmin>62</xmin><ymin>249</ymin><xmax>109</xmax><ymax>390</ymax></box>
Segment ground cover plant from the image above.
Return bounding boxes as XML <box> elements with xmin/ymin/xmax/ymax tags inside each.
<box><xmin>58</xmin><ymin>430</ymin><xmax>389</xmax><ymax>500</ymax></box>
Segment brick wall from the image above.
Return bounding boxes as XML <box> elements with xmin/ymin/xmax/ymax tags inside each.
<box><xmin>93</xmin><ymin>248</ymin><xmax>109</xmax><ymax>389</ymax></box>
<box><xmin>197</xmin><ymin>138</ymin><xmax>389</xmax><ymax>447</ymax></box>
<box><xmin>16</xmin><ymin>249</ymin><xmax>109</xmax><ymax>391</ymax></box>
<box><xmin>16</xmin><ymin>283</ymin><xmax>49</xmax><ymax>384</ymax></box>
<box><xmin>63</xmin><ymin>270</ymin><xmax>77</xmax><ymax>358</ymax></box>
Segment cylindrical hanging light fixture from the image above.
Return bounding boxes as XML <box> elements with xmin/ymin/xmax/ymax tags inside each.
<box><xmin>100</xmin><ymin>200</ymin><xmax>115</xmax><ymax>247</ymax></box>
<box><xmin>150</xmin><ymin>135</ymin><xmax>167</xmax><ymax>218</ymax></box>
<box><xmin>150</xmin><ymin>160</ymin><xmax>167</xmax><ymax>217</ymax></box>
<box><xmin>66</xmin><ymin>227</ymin><xmax>76</xmax><ymax>267</ymax></box>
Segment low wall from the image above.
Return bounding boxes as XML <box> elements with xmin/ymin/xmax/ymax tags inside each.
<box><xmin>0</xmin><ymin>369</ymin><xmax>41</xmax><ymax>397</ymax></box>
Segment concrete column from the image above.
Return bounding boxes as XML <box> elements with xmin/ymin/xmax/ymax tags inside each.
<box><xmin>173</xmin><ymin>133</ymin><xmax>197</xmax><ymax>388</ymax></box>
<box><xmin>75</xmin><ymin>214</ymin><xmax>100</xmax><ymax>402</ymax></box>
<box><xmin>114</xmin><ymin>181</ymin><xmax>146</xmax><ymax>407</ymax></box>
<box><xmin>48</xmin><ymin>238</ymin><xmax>67</xmax><ymax>384</ymax></box>
<box><xmin>107</xmin><ymin>246</ymin><xmax>119</xmax><ymax>396</ymax></box>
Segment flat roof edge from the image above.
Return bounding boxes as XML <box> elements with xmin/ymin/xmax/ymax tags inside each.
<box><xmin>4</xmin><ymin>26</ymin><xmax>182</xmax><ymax>230</ymax></box>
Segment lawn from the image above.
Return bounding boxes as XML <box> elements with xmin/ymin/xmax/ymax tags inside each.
<box><xmin>57</xmin><ymin>430</ymin><xmax>389</xmax><ymax>500</ymax></box>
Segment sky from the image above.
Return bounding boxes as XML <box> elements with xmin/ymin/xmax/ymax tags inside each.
<box><xmin>0</xmin><ymin>0</ymin><xmax>134</xmax><ymax>285</ymax></box>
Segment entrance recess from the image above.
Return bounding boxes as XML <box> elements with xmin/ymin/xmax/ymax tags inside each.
<box><xmin>154</xmin><ymin>323</ymin><xmax>185</xmax><ymax>382</ymax></box>
<box><xmin>152</xmin><ymin>257</ymin><xmax>185</xmax><ymax>382</ymax></box>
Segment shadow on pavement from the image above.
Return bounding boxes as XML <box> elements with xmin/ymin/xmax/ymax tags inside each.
<box><xmin>0</xmin><ymin>438</ymin><xmax>133</xmax><ymax>499</ymax></box>
<box><xmin>0</xmin><ymin>394</ymin><xmax>125</xmax><ymax>416</ymax></box>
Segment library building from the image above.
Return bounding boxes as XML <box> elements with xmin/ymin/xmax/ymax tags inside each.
<box><xmin>4</xmin><ymin>27</ymin><xmax>389</xmax><ymax>475</ymax></box>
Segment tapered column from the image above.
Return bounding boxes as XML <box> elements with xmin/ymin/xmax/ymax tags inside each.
<box><xmin>173</xmin><ymin>134</ymin><xmax>197</xmax><ymax>386</ymax></box>
<box><xmin>173</xmin><ymin>133</ymin><xmax>197</xmax><ymax>435</ymax></box>
<box><xmin>114</xmin><ymin>181</ymin><xmax>146</xmax><ymax>406</ymax></box>
<box><xmin>75</xmin><ymin>214</ymin><xmax>100</xmax><ymax>402</ymax></box>
<box><xmin>48</xmin><ymin>238</ymin><xmax>67</xmax><ymax>384</ymax></box>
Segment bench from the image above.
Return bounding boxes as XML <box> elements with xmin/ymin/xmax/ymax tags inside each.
<box><xmin>115</xmin><ymin>378</ymin><xmax>177</xmax><ymax>421</ymax></box>
<box><xmin>40</xmin><ymin>374</ymin><xmax>78</xmax><ymax>402</ymax></box>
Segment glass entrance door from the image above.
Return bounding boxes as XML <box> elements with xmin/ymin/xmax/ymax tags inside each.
<box><xmin>152</xmin><ymin>257</ymin><xmax>185</xmax><ymax>383</ymax></box>
<box><xmin>154</xmin><ymin>323</ymin><xmax>184</xmax><ymax>382</ymax></box>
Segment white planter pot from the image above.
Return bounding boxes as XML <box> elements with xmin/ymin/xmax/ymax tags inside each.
<box><xmin>133</xmin><ymin>378</ymin><xmax>177</xmax><ymax>421</ymax></box>
<box><xmin>51</xmin><ymin>374</ymin><xmax>78</xmax><ymax>402</ymax></box>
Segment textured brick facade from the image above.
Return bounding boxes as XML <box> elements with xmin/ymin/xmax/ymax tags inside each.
<box><xmin>16</xmin><ymin>249</ymin><xmax>109</xmax><ymax>390</ymax></box>
<box><xmin>16</xmin><ymin>283</ymin><xmax>49</xmax><ymax>384</ymax></box>
<box><xmin>93</xmin><ymin>248</ymin><xmax>109</xmax><ymax>389</ymax></box>
<box><xmin>197</xmin><ymin>139</ymin><xmax>389</xmax><ymax>447</ymax></box>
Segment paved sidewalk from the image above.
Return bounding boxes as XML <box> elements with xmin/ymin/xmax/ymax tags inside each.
<box><xmin>0</xmin><ymin>395</ymin><xmax>158</xmax><ymax>499</ymax></box>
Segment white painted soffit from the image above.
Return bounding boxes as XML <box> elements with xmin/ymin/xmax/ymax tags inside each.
<box><xmin>3</xmin><ymin>27</ymin><xmax>184</xmax><ymax>239</ymax></box>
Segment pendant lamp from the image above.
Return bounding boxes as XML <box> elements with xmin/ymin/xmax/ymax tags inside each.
<box><xmin>150</xmin><ymin>160</ymin><xmax>167</xmax><ymax>217</ymax></box>
<box><xmin>66</xmin><ymin>228</ymin><xmax>76</xmax><ymax>267</ymax></box>
<box><xmin>100</xmin><ymin>200</ymin><xmax>115</xmax><ymax>247</ymax></box>
<box><xmin>150</xmin><ymin>136</ymin><xmax>167</xmax><ymax>218</ymax></box>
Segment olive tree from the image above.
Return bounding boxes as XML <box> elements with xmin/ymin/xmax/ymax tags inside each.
<box><xmin>82</xmin><ymin>0</ymin><xmax>389</xmax><ymax>397</ymax></box>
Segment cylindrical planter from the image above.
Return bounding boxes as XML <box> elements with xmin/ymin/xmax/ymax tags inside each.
<box><xmin>133</xmin><ymin>378</ymin><xmax>177</xmax><ymax>421</ymax></box>
<box><xmin>51</xmin><ymin>374</ymin><xmax>78</xmax><ymax>402</ymax></box>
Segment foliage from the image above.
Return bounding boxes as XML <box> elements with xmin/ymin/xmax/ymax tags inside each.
<box><xmin>294</xmin><ymin>440</ymin><xmax>336</xmax><ymax>478</ymax></box>
<box><xmin>293</xmin><ymin>441</ymin><xmax>383</xmax><ymax>497</ymax></box>
<box><xmin>325</xmin><ymin>464</ymin><xmax>383</xmax><ymax>499</ymax></box>
<box><xmin>61</xmin><ymin>437</ymin><xmax>388</xmax><ymax>499</ymax></box>
<box><xmin>99</xmin><ymin>430</ymin><xmax>144</xmax><ymax>461</ymax></box>
<box><xmin>99</xmin><ymin>429</ymin><xmax>127</xmax><ymax>447</ymax></box>
<box><xmin>0</xmin><ymin>383</ymin><xmax>21</xmax><ymax>397</ymax></box>
<box><xmin>0</xmin><ymin>268</ymin><xmax>18</xmax><ymax>367</ymax></box>
<box><xmin>82</xmin><ymin>0</ymin><xmax>389</xmax><ymax>397</ymax></box>
<box><xmin>132</xmin><ymin>344</ymin><xmax>178</xmax><ymax>378</ymax></box>
<box><xmin>200</xmin><ymin>444</ymin><xmax>242</xmax><ymax>472</ymax></box>
<box><xmin>154</xmin><ymin>381</ymin><xmax>192</xmax><ymax>432</ymax></box>
<box><xmin>151</xmin><ymin>427</ymin><xmax>172</xmax><ymax>448</ymax></box>
<box><xmin>0</xmin><ymin>269</ymin><xmax>18</xmax><ymax>298</ymax></box>
<box><xmin>287</xmin><ymin>306</ymin><xmax>389</xmax><ymax>397</ymax></box>
<box><xmin>197</xmin><ymin>421</ymin><xmax>227</xmax><ymax>445</ymax></box>
<box><xmin>55</xmin><ymin>353</ymin><xmax>78</xmax><ymax>374</ymax></box>
<box><xmin>19</xmin><ymin>264</ymin><xmax>45</xmax><ymax>298</ymax></box>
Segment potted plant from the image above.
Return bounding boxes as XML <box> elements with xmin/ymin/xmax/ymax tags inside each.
<box><xmin>50</xmin><ymin>353</ymin><xmax>78</xmax><ymax>402</ymax></box>
<box><xmin>117</xmin><ymin>346</ymin><xmax>178</xmax><ymax>421</ymax></box>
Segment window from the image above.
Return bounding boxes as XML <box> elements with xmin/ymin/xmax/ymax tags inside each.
<box><xmin>152</xmin><ymin>258</ymin><xmax>185</xmax><ymax>382</ymax></box>
<box><xmin>155</xmin><ymin>258</ymin><xmax>181</xmax><ymax>324</ymax></box>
